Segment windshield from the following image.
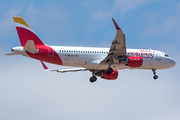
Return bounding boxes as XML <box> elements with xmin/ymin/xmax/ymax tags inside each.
<box><xmin>164</xmin><ymin>54</ymin><xmax>169</xmax><ymax>57</ymax></box>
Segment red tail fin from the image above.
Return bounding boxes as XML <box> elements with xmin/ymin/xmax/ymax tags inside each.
<box><xmin>13</xmin><ymin>17</ymin><xmax>45</xmax><ymax>47</ymax></box>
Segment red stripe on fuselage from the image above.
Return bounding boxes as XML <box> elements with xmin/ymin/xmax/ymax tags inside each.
<box><xmin>26</xmin><ymin>45</ymin><xmax>63</xmax><ymax>65</ymax></box>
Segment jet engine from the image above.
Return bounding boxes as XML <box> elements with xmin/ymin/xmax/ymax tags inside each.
<box><xmin>120</xmin><ymin>56</ymin><xmax>143</xmax><ymax>67</ymax></box>
<box><xmin>95</xmin><ymin>70</ymin><xmax>118</xmax><ymax>80</ymax></box>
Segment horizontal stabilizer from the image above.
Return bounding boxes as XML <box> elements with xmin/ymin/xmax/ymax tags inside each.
<box><xmin>24</xmin><ymin>40</ymin><xmax>38</xmax><ymax>53</ymax></box>
<box><xmin>5</xmin><ymin>53</ymin><xmax>20</xmax><ymax>55</ymax></box>
<box><xmin>40</xmin><ymin>61</ymin><xmax>87</xmax><ymax>73</ymax></box>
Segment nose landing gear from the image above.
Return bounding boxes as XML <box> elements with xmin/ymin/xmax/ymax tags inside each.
<box><xmin>152</xmin><ymin>68</ymin><xmax>158</xmax><ymax>80</ymax></box>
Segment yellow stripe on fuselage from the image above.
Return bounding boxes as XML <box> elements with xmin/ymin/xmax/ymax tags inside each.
<box><xmin>13</xmin><ymin>17</ymin><xmax>31</xmax><ymax>29</ymax></box>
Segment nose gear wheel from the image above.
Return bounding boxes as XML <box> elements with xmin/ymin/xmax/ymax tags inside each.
<box><xmin>152</xmin><ymin>69</ymin><xmax>158</xmax><ymax>80</ymax></box>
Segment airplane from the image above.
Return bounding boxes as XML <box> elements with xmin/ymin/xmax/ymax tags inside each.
<box><xmin>6</xmin><ymin>17</ymin><xmax>176</xmax><ymax>83</ymax></box>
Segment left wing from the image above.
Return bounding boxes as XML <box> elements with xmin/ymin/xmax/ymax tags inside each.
<box><xmin>101</xmin><ymin>18</ymin><xmax>126</xmax><ymax>64</ymax></box>
<box><xmin>40</xmin><ymin>61</ymin><xmax>87</xmax><ymax>73</ymax></box>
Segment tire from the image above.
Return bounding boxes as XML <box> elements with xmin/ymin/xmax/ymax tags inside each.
<box><xmin>153</xmin><ymin>75</ymin><xmax>158</xmax><ymax>80</ymax></box>
<box><xmin>90</xmin><ymin>76</ymin><xmax>97</xmax><ymax>83</ymax></box>
<box><xmin>106</xmin><ymin>67</ymin><xmax>113</xmax><ymax>74</ymax></box>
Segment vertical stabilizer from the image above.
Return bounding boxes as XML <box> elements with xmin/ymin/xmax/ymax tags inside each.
<box><xmin>13</xmin><ymin>17</ymin><xmax>45</xmax><ymax>47</ymax></box>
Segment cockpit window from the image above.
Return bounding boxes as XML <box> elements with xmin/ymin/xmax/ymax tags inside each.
<box><xmin>164</xmin><ymin>54</ymin><xmax>169</xmax><ymax>57</ymax></box>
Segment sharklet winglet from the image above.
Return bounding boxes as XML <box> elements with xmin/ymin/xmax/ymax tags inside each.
<box><xmin>112</xmin><ymin>18</ymin><xmax>121</xmax><ymax>30</ymax></box>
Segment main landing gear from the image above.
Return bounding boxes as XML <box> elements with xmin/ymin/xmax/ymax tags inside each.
<box><xmin>89</xmin><ymin>72</ymin><xmax>97</xmax><ymax>83</ymax></box>
<box><xmin>105</xmin><ymin>67</ymin><xmax>113</xmax><ymax>74</ymax></box>
<box><xmin>152</xmin><ymin>68</ymin><xmax>158</xmax><ymax>80</ymax></box>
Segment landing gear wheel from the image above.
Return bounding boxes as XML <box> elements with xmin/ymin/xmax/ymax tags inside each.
<box><xmin>153</xmin><ymin>75</ymin><xmax>158</xmax><ymax>80</ymax></box>
<box><xmin>152</xmin><ymin>69</ymin><xmax>158</xmax><ymax>80</ymax></box>
<box><xmin>106</xmin><ymin>67</ymin><xmax>113</xmax><ymax>74</ymax></box>
<box><xmin>89</xmin><ymin>76</ymin><xmax>97</xmax><ymax>83</ymax></box>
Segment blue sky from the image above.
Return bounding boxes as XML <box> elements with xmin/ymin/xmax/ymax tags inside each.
<box><xmin>0</xmin><ymin>0</ymin><xmax>180</xmax><ymax>120</ymax></box>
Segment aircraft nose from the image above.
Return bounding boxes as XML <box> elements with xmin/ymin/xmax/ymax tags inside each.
<box><xmin>170</xmin><ymin>59</ymin><xmax>176</xmax><ymax>67</ymax></box>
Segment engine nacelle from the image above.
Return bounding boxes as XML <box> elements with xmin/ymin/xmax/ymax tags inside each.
<box><xmin>127</xmin><ymin>56</ymin><xmax>143</xmax><ymax>67</ymax></box>
<box><xmin>121</xmin><ymin>56</ymin><xmax>143</xmax><ymax>67</ymax></box>
<box><xmin>95</xmin><ymin>70</ymin><xmax>118</xmax><ymax>80</ymax></box>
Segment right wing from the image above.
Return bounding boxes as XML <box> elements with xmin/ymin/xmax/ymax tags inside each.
<box><xmin>40</xmin><ymin>61</ymin><xmax>87</xmax><ymax>73</ymax></box>
<box><xmin>101</xmin><ymin>18</ymin><xmax>126</xmax><ymax>64</ymax></box>
<box><xmin>110</xmin><ymin>18</ymin><xmax>126</xmax><ymax>56</ymax></box>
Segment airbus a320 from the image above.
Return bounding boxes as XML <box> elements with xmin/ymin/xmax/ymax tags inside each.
<box><xmin>6</xmin><ymin>17</ymin><xmax>176</xmax><ymax>83</ymax></box>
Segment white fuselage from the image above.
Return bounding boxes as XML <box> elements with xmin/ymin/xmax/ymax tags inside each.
<box><xmin>12</xmin><ymin>46</ymin><xmax>175</xmax><ymax>70</ymax></box>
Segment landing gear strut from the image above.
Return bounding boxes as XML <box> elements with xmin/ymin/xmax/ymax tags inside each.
<box><xmin>89</xmin><ymin>72</ymin><xmax>97</xmax><ymax>83</ymax></box>
<box><xmin>106</xmin><ymin>67</ymin><xmax>113</xmax><ymax>74</ymax></box>
<box><xmin>152</xmin><ymin>68</ymin><xmax>158</xmax><ymax>80</ymax></box>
